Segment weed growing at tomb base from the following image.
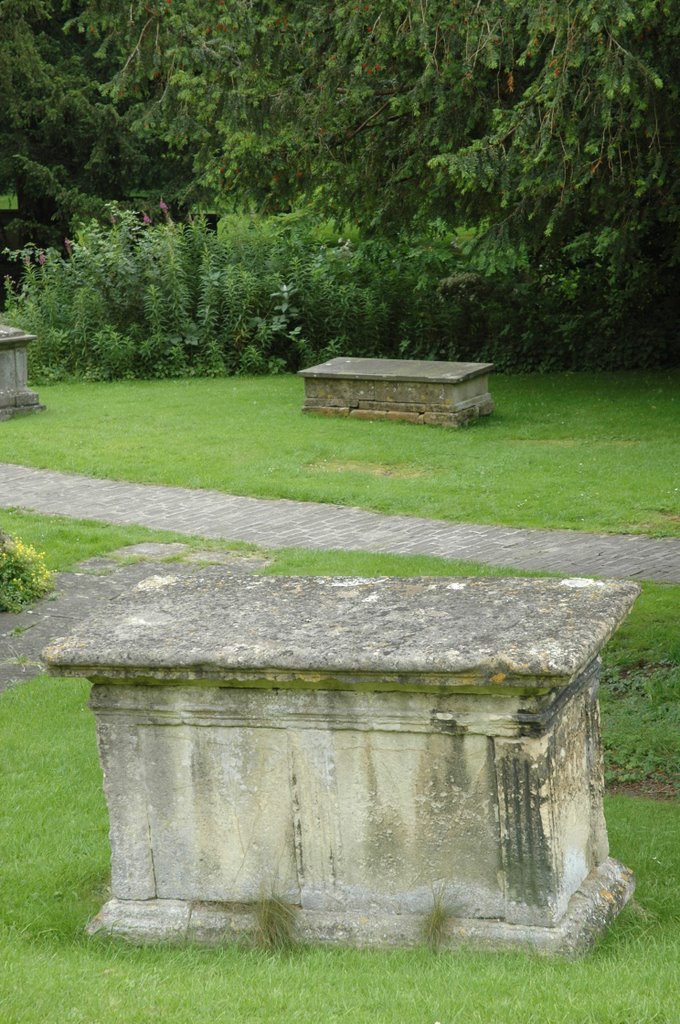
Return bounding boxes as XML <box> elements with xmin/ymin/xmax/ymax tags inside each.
<box><xmin>253</xmin><ymin>891</ymin><xmax>297</xmax><ymax>952</ymax></box>
<box><xmin>422</xmin><ymin>890</ymin><xmax>452</xmax><ymax>952</ymax></box>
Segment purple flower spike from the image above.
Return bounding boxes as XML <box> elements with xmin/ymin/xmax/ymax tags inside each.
<box><xmin>143</xmin><ymin>213</ymin><xmax>152</xmax><ymax>225</ymax></box>
<box><xmin>64</xmin><ymin>238</ymin><xmax>73</xmax><ymax>256</ymax></box>
<box><xmin>159</xmin><ymin>198</ymin><xmax>169</xmax><ymax>213</ymax></box>
<box><xmin>38</xmin><ymin>252</ymin><xmax>46</xmax><ymax>265</ymax></box>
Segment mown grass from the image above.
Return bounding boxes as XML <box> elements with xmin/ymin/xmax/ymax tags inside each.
<box><xmin>0</xmin><ymin>507</ymin><xmax>255</xmax><ymax>571</ymax></box>
<box><xmin>1</xmin><ymin>370</ymin><xmax>678</xmax><ymax>536</ymax></box>
<box><xmin>0</xmin><ymin>674</ymin><xmax>679</xmax><ymax>1024</ymax></box>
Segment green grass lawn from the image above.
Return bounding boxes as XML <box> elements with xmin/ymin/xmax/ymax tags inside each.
<box><xmin>1</xmin><ymin>370</ymin><xmax>678</xmax><ymax>536</ymax></box>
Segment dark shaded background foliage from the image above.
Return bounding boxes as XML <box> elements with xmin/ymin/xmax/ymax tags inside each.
<box><xmin>2</xmin><ymin>0</ymin><xmax>679</xmax><ymax>370</ymax></box>
<box><xmin>6</xmin><ymin>210</ymin><xmax>674</xmax><ymax>380</ymax></box>
<box><xmin>0</xmin><ymin>0</ymin><xmax>190</xmax><ymax>252</ymax></box>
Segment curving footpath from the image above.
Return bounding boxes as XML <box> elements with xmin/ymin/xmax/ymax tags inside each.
<box><xmin>1</xmin><ymin>461</ymin><xmax>679</xmax><ymax>583</ymax></box>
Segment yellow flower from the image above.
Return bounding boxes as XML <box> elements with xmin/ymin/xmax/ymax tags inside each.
<box><xmin>0</xmin><ymin>532</ymin><xmax>53</xmax><ymax>612</ymax></box>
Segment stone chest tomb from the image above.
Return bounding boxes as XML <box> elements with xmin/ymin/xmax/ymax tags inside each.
<box><xmin>299</xmin><ymin>357</ymin><xmax>494</xmax><ymax>427</ymax></box>
<box><xmin>44</xmin><ymin>573</ymin><xmax>638</xmax><ymax>955</ymax></box>
<box><xmin>0</xmin><ymin>324</ymin><xmax>45</xmax><ymax>421</ymax></box>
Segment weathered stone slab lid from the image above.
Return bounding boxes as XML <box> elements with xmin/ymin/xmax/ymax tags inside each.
<box><xmin>298</xmin><ymin>357</ymin><xmax>493</xmax><ymax>384</ymax></box>
<box><xmin>0</xmin><ymin>324</ymin><xmax>37</xmax><ymax>346</ymax></box>
<box><xmin>44</xmin><ymin>574</ymin><xmax>639</xmax><ymax>691</ymax></box>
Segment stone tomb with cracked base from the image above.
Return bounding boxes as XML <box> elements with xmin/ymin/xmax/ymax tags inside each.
<box><xmin>44</xmin><ymin>573</ymin><xmax>638</xmax><ymax>955</ymax></box>
<box><xmin>0</xmin><ymin>324</ymin><xmax>45</xmax><ymax>421</ymax></box>
<box><xmin>299</xmin><ymin>357</ymin><xmax>494</xmax><ymax>427</ymax></box>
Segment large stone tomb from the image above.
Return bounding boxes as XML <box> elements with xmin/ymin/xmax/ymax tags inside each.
<box><xmin>0</xmin><ymin>324</ymin><xmax>45</xmax><ymax>421</ymax></box>
<box><xmin>44</xmin><ymin>573</ymin><xmax>638</xmax><ymax>955</ymax></box>
<box><xmin>299</xmin><ymin>357</ymin><xmax>494</xmax><ymax>427</ymax></box>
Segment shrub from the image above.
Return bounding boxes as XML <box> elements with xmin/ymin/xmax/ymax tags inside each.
<box><xmin>0</xmin><ymin>207</ymin><xmax>472</xmax><ymax>379</ymax></box>
<box><xmin>0</xmin><ymin>531</ymin><xmax>53</xmax><ymax>613</ymax></box>
<box><xmin>3</xmin><ymin>205</ymin><xmax>677</xmax><ymax>378</ymax></box>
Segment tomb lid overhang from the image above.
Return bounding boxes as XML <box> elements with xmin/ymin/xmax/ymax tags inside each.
<box><xmin>0</xmin><ymin>324</ymin><xmax>36</xmax><ymax>347</ymax></box>
<box><xmin>298</xmin><ymin>358</ymin><xmax>493</xmax><ymax>384</ymax></box>
<box><xmin>44</xmin><ymin>574</ymin><xmax>639</xmax><ymax>691</ymax></box>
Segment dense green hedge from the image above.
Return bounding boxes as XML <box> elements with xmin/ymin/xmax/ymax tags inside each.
<box><xmin>3</xmin><ymin>209</ymin><xmax>677</xmax><ymax>380</ymax></box>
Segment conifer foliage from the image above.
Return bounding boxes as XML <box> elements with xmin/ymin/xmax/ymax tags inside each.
<box><xmin>3</xmin><ymin>1</ymin><xmax>679</xmax><ymax>366</ymax></box>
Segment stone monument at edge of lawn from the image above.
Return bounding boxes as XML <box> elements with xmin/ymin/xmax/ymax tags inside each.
<box><xmin>0</xmin><ymin>324</ymin><xmax>45</xmax><ymax>421</ymax></box>
<box><xmin>299</xmin><ymin>357</ymin><xmax>494</xmax><ymax>427</ymax></box>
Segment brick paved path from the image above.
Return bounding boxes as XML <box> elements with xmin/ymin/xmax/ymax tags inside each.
<box><xmin>1</xmin><ymin>462</ymin><xmax>679</xmax><ymax>582</ymax></box>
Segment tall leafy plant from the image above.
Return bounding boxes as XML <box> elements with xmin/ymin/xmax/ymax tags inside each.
<box><xmin>4</xmin><ymin>208</ymin><xmax>474</xmax><ymax>379</ymax></box>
